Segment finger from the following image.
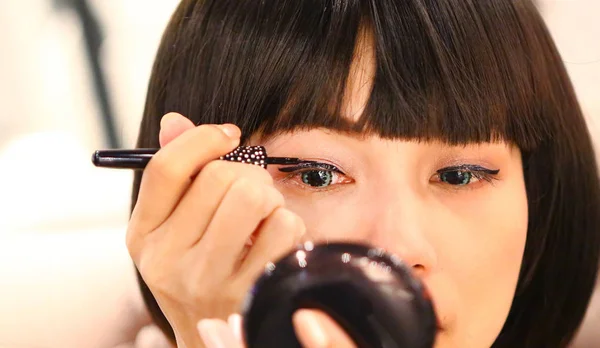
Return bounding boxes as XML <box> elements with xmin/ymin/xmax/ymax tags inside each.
<box><xmin>197</xmin><ymin>319</ymin><xmax>245</xmax><ymax>348</ymax></box>
<box><xmin>195</xmin><ymin>179</ymin><xmax>285</xmax><ymax>279</ymax></box>
<box><xmin>236</xmin><ymin>208</ymin><xmax>305</xmax><ymax>286</ymax></box>
<box><xmin>130</xmin><ymin>122</ymin><xmax>241</xmax><ymax>239</ymax></box>
<box><xmin>294</xmin><ymin>309</ymin><xmax>357</xmax><ymax>348</ymax></box>
<box><xmin>158</xmin><ymin>112</ymin><xmax>196</xmax><ymax>147</ymax></box>
<box><xmin>165</xmin><ymin>161</ymin><xmax>275</xmax><ymax>248</ymax></box>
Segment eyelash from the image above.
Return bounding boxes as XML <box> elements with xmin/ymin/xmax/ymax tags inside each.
<box><xmin>277</xmin><ymin>163</ymin><xmax>500</xmax><ymax>190</ymax></box>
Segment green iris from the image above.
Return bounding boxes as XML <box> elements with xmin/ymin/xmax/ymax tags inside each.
<box><xmin>440</xmin><ymin>170</ymin><xmax>473</xmax><ymax>186</ymax></box>
<box><xmin>301</xmin><ymin>170</ymin><xmax>333</xmax><ymax>187</ymax></box>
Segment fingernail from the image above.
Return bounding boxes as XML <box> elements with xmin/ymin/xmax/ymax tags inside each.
<box><xmin>159</xmin><ymin>115</ymin><xmax>170</xmax><ymax>129</ymax></box>
<box><xmin>197</xmin><ymin>320</ymin><xmax>225</xmax><ymax>348</ymax></box>
<box><xmin>160</xmin><ymin>113</ymin><xmax>179</xmax><ymax>129</ymax></box>
<box><xmin>217</xmin><ymin>124</ymin><xmax>241</xmax><ymax>139</ymax></box>
<box><xmin>296</xmin><ymin>310</ymin><xmax>329</xmax><ymax>347</ymax></box>
<box><xmin>228</xmin><ymin>314</ymin><xmax>243</xmax><ymax>342</ymax></box>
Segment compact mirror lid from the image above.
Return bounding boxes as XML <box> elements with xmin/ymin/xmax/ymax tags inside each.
<box><xmin>242</xmin><ymin>242</ymin><xmax>438</xmax><ymax>348</ymax></box>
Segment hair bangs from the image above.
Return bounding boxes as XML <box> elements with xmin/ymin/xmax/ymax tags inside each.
<box><xmin>159</xmin><ymin>1</ymin><xmax>559</xmax><ymax>152</ymax></box>
<box><xmin>248</xmin><ymin>0</ymin><xmax>558</xmax><ymax>152</ymax></box>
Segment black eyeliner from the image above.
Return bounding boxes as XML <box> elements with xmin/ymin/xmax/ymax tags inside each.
<box><xmin>277</xmin><ymin>162</ymin><xmax>341</xmax><ymax>173</ymax></box>
<box><xmin>436</xmin><ymin>165</ymin><xmax>500</xmax><ymax>175</ymax></box>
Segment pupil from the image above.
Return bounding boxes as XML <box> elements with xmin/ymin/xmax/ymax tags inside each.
<box><xmin>442</xmin><ymin>171</ymin><xmax>471</xmax><ymax>185</ymax></box>
<box><xmin>302</xmin><ymin>171</ymin><xmax>333</xmax><ymax>187</ymax></box>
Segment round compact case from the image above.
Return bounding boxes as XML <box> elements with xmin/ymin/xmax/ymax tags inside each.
<box><xmin>242</xmin><ymin>242</ymin><xmax>438</xmax><ymax>348</ymax></box>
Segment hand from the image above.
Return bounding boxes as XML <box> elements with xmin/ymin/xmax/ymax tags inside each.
<box><xmin>197</xmin><ymin>310</ymin><xmax>357</xmax><ymax>348</ymax></box>
<box><xmin>127</xmin><ymin>113</ymin><xmax>306</xmax><ymax>347</ymax></box>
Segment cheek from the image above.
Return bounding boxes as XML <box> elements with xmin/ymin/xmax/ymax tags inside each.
<box><xmin>282</xmin><ymin>192</ymin><xmax>369</xmax><ymax>243</ymax></box>
<box><xmin>434</xmin><ymin>184</ymin><xmax>528</xmax><ymax>345</ymax></box>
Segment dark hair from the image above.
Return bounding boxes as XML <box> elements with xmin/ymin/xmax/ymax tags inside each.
<box><xmin>131</xmin><ymin>0</ymin><xmax>600</xmax><ymax>346</ymax></box>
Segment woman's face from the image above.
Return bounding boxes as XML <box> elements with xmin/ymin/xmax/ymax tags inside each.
<box><xmin>251</xmin><ymin>35</ymin><xmax>528</xmax><ymax>347</ymax></box>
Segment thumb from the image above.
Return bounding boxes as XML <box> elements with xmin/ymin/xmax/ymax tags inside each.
<box><xmin>158</xmin><ymin>112</ymin><xmax>196</xmax><ymax>147</ymax></box>
<box><xmin>293</xmin><ymin>309</ymin><xmax>357</xmax><ymax>348</ymax></box>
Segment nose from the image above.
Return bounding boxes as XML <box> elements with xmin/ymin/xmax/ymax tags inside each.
<box><xmin>365</xmin><ymin>192</ymin><xmax>437</xmax><ymax>277</ymax></box>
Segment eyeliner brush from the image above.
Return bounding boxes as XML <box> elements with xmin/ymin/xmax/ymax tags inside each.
<box><xmin>92</xmin><ymin>146</ymin><xmax>314</xmax><ymax>170</ymax></box>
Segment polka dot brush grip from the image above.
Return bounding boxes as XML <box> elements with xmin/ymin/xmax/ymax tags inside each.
<box><xmin>220</xmin><ymin>146</ymin><xmax>268</xmax><ymax>168</ymax></box>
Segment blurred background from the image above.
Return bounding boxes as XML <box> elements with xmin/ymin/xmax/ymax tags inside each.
<box><xmin>0</xmin><ymin>0</ymin><xmax>598</xmax><ymax>347</ymax></box>
<box><xmin>0</xmin><ymin>0</ymin><xmax>180</xmax><ymax>236</ymax></box>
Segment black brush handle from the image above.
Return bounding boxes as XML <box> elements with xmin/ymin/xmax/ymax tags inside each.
<box><xmin>92</xmin><ymin>146</ymin><xmax>311</xmax><ymax>170</ymax></box>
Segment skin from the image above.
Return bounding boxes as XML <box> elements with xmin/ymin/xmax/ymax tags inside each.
<box><xmin>128</xmin><ymin>34</ymin><xmax>529</xmax><ymax>348</ymax></box>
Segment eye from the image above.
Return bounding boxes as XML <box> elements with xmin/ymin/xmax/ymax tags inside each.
<box><xmin>435</xmin><ymin>165</ymin><xmax>499</xmax><ymax>187</ymax></box>
<box><xmin>278</xmin><ymin>162</ymin><xmax>352</xmax><ymax>189</ymax></box>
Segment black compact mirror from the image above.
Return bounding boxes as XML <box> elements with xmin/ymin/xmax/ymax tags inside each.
<box><xmin>242</xmin><ymin>242</ymin><xmax>438</xmax><ymax>348</ymax></box>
